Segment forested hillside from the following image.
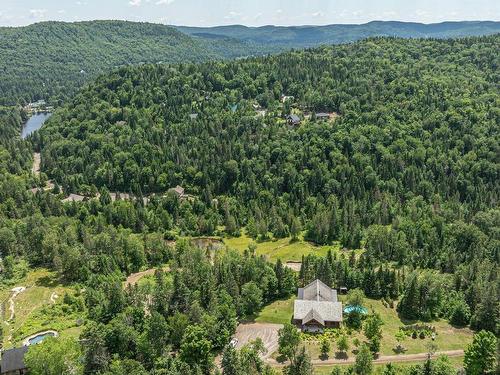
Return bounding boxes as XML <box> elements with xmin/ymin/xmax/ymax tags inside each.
<box><xmin>0</xmin><ymin>20</ymin><xmax>264</xmax><ymax>106</ymax></box>
<box><xmin>0</xmin><ymin>35</ymin><xmax>498</xmax><ymax>374</ymax></box>
<box><xmin>3</xmin><ymin>20</ymin><xmax>498</xmax><ymax>108</ymax></box>
<box><xmin>40</xmin><ymin>35</ymin><xmax>498</xmax><ymax>254</ymax></box>
<box><xmin>177</xmin><ymin>20</ymin><xmax>500</xmax><ymax>48</ymax></box>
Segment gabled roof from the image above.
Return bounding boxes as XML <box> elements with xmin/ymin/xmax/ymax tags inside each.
<box><xmin>302</xmin><ymin>308</ymin><xmax>325</xmax><ymax>326</ymax></box>
<box><xmin>287</xmin><ymin>114</ymin><xmax>300</xmax><ymax>123</ymax></box>
<box><xmin>1</xmin><ymin>347</ymin><xmax>28</xmax><ymax>374</ymax></box>
<box><xmin>170</xmin><ymin>185</ymin><xmax>186</xmax><ymax>196</ymax></box>
<box><xmin>293</xmin><ymin>300</ymin><xmax>343</xmax><ymax>323</ymax></box>
<box><xmin>298</xmin><ymin>279</ymin><xmax>337</xmax><ymax>302</ymax></box>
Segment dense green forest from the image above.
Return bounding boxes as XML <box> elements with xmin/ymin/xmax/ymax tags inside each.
<box><xmin>0</xmin><ymin>35</ymin><xmax>498</xmax><ymax>374</ymax></box>
<box><xmin>2</xmin><ymin>20</ymin><xmax>499</xmax><ymax>107</ymax></box>
<box><xmin>39</xmin><ymin>35</ymin><xmax>499</xmax><ymax>261</ymax></box>
<box><xmin>0</xmin><ymin>20</ymin><xmax>268</xmax><ymax>106</ymax></box>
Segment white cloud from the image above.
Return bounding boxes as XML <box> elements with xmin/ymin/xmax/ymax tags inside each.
<box><xmin>156</xmin><ymin>0</ymin><xmax>175</xmax><ymax>5</ymax></box>
<box><xmin>29</xmin><ymin>9</ymin><xmax>47</xmax><ymax>19</ymax></box>
<box><xmin>224</xmin><ymin>11</ymin><xmax>242</xmax><ymax>20</ymax></box>
<box><xmin>312</xmin><ymin>11</ymin><xmax>325</xmax><ymax>18</ymax></box>
<box><xmin>129</xmin><ymin>0</ymin><xmax>142</xmax><ymax>6</ymax></box>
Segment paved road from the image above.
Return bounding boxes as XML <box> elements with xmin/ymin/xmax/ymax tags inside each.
<box><xmin>268</xmin><ymin>349</ymin><xmax>465</xmax><ymax>367</ymax></box>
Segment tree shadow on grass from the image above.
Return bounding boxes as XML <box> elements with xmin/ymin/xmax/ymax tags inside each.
<box><xmin>334</xmin><ymin>351</ymin><xmax>349</xmax><ymax>360</ymax></box>
<box><xmin>35</xmin><ymin>274</ymin><xmax>60</xmax><ymax>288</ymax></box>
<box><xmin>275</xmin><ymin>354</ymin><xmax>288</xmax><ymax>364</ymax></box>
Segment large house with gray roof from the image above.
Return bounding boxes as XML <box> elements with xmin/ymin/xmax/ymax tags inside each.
<box><xmin>292</xmin><ymin>279</ymin><xmax>343</xmax><ymax>332</ymax></box>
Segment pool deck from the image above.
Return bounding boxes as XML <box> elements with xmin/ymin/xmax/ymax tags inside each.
<box><xmin>22</xmin><ymin>330</ymin><xmax>58</xmax><ymax>346</ymax></box>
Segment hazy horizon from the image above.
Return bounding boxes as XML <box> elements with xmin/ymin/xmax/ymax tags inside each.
<box><xmin>1</xmin><ymin>0</ymin><xmax>499</xmax><ymax>28</ymax></box>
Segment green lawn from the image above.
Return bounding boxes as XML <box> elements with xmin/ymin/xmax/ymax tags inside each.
<box><xmin>257</xmin><ymin>295</ymin><xmax>473</xmax><ymax>361</ymax></box>
<box><xmin>1</xmin><ymin>269</ymin><xmax>85</xmax><ymax>348</ymax></box>
<box><xmin>224</xmin><ymin>232</ymin><xmax>338</xmax><ymax>262</ymax></box>
<box><xmin>254</xmin><ymin>297</ymin><xmax>296</xmax><ymax>325</ymax></box>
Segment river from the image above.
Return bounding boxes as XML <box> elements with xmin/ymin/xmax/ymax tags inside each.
<box><xmin>21</xmin><ymin>112</ymin><xmax>52</xmax><ymax>139</ymax></box>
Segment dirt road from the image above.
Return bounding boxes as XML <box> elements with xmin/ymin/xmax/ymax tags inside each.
<box><xmin>32</xmin><ymin>153</ymin><xmax>41</xmax><ymax>175</ymax></box>
<box><xmin>268</xmin><ymin>349</ymin><xmax>465</xmax><ymax>367</ymax></box>
<box><xmin>124</xmin><ymin>266</ymin><xmax>170</xmax><ymax>288</ymax></box>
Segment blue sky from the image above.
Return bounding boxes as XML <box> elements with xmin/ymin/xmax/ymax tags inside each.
<box><xmin>1</xmin><ymin>0</ymin><xmax>499</xmax><ymax>27</ymax></box>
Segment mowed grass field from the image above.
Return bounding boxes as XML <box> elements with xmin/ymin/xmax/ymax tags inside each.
<box><xmin>224</xmin><ymin>232</ymin><xmax>340</xmax><ymax>262</ymax></box>
<box><xmin>254</xmin><ymin>297</ymin><xmax>295</xmax><ymax>325</ymax></box>
<box><xmin>255</xmin><ymin>295</ymin><xmax>473</xmax><ymax>360</ymax></box>
<box><xmin>1</xmin><ymin>268</ymin><xmax>84</xmax><ymax>348</ymax></box>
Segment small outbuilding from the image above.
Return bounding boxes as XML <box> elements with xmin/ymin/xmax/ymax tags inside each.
<box><xmin>315</xmin><ymin>112</ymin><xmax>331</xmax><ymax>121</ymax></box>
<box><xmin>0</xmin><ymin>347</ymin><xmax>29</xmax><ymax>375</ymax></box>
<box><xmin>286</xmin><ymin>114</ymin><xmax>301</xmax><ymax>126</ymax></box>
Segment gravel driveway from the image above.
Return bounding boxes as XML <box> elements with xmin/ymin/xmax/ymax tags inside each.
<box><xmin>233</xmin><ymin>323</ymin><xmax>283</xmax><ymax>358</ymax></box>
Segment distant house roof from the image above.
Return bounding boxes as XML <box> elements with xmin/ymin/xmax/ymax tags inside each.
<box><xmin>1</xmin><ymin>347</ymin><xmax>28</xmax><ymax>374</ymax></box>
<box><xmin>170</xmin><ymin>185</ymin><xmax>185</xmax><ymax>196</ymax></box>
<box><xmin>293</xmin><ymin>300</ymin><xmax>343</xmax><ymax>324</ymax></box>
<box><xmin>315</xmin><ymin>112</ymin><xmax>330</xmax><ymax>119</ymax></box>
<box><xmin>298</xmin><ymin>279</ymin><xmax>338</xmax><ymax>302</ymax></box>
<box><xmin>61</xmin><ymin>194</ymin><xmax>86</xmax><ymax>203</ymax></box>
<box><xmin>110</xmin><ymin>192</ymin><xmax>131</xmax><ymax>201</ymax></box>
<box><xmin>287</xmin><ymin>114</ymin><xmax>301</xmax><ymax>125</ymax></box>
<box><xmin>189</xmin><ymin>113</ymin><xmax>198</xmax><ymax>120</ymax></box>
<box><xmin>281</xmin><ymin>95</ymin><xmax>294</xmax><ymax>103</ymax></box>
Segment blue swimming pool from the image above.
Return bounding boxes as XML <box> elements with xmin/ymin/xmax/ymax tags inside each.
<box><xmin>344</xmin><ymin>305</ymin><xmax>368</xmax><ymax>314</ymax></box>
<box><xmin>28</xmin><ymin>331</ymin><xmax>56</xmax><ymax>345</ymax></box>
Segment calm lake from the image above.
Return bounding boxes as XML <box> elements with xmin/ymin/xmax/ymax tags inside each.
<box><xmin>21</xmin><ymin>112</ymin><xmax>52</xmax><ymax>139</ymax></box>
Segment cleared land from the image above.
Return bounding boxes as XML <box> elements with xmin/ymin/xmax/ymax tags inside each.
<box><xmin>124</xmin><ymin>265</ymin><xmax>170</xmax><ymax>288</ymax></box>
<box><xmin>233</xmin><ymin>323</ymin><xmax>283</xmax><ymax>359</ymax></box>
<box><xmin>0</xmin><ymin>269</ymin><xmax>83</xmax><ymax>348</ymax></box>
<box><xmin>254</xmin><ymin>295</ymin><xmax>473</xmax><ymax>361</ymax></box>
<box><xmin>224</xmin><ymin>233</ymin><xmax>337</xmax><ymax>262</ymax></box>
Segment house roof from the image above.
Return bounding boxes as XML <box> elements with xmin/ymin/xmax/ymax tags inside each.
<box><xmin>1</xmin><ymin>347</ymin><xmax>28</xmax><ymax>374</ymax></box>
<box><xmin>61</xmin><ymin>193</ymin><xmax>86</xmax><ymax>203</ymax></box>
<box><xmin>302</xmin><ymin>308</ymin><xmax>325</xmax><ymax>326</ymax></box>
<box><xmin>298</xmin><ymin>279</ymin><xmax>338</xmax><ymax>302</ymax></box>
<box><xmin>316</xmin><ymin>112</ymin><xmax>330</xmax><ymax>118</ymax></box>
<box><xmin>189</xmin><ymin>113</ymin><xmax>198</xmax><ymax>120</ymax></box>
<box><xmin>171</xmin><ymin>185</ymin><xmax>185</xmax><ymax>196</ymax></box>
<box><xmin>293</xmin><ymin>300</ymin><xmax>343</xmax><ymax>323</ymax></box>
<box><xmin>287</xmin><ymin>114</ymin><xmax>300</xmax><ymax>123</ymax></box>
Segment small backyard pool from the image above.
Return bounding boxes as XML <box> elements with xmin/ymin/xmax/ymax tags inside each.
<box><xmin>344</xmin><ymin>305</ymin><xmax>368</xmax><ymax>314</ymax></box>
<box><xmin>23</xmin><ymin>330</ymin><xmax>58</xmax><ymax>346</ymax></box>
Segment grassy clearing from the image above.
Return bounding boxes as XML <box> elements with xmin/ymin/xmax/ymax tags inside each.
<box><xmin>1</xmin><ymin>268</ymin><xmax>84</xmax><ymax>349</ymax></box>
<box><xmin>254</xmin><ymin>297</ymin><xmax>296</xmax><ymax>325</ymax></box>
<box><xmin>257</xmin><ymin>295</ymin><xmax>473</xmax><ymax>361</ymax></box>
<box><xmin>306</xmin><ymin>296</ymin><xmax>473</xmax><ymax>360</ymax></box>
<box><xmin>223</xmin><ymin>232</ymin><xmax>338</xmax><ymax>262</ymax></box>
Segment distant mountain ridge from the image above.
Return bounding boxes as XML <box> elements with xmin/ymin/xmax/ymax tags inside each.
<box><xmin>176</xmin><ymin>20</ymin><xmax>500</xmax><ymax>48</ymax></box>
